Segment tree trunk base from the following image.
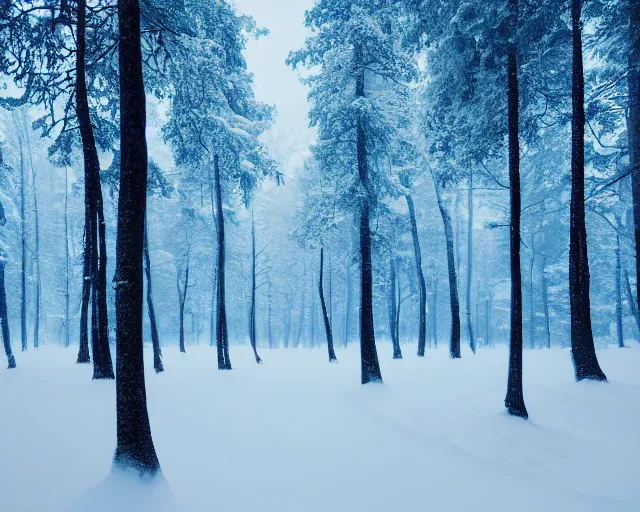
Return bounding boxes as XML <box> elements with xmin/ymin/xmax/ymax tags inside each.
<box><xmin>7</xmin><ymin>355</ymin><xmax>16</xmax><ymax>369</ymax></box>
<box><xmin>505</xmin><ymin>400</ymin><xmax>528</xmax><ymax>419</ymax></box>
<box><xmin>393</xmin><ymin>352</ymin><xmax>402</xmax><ymax>360</ymax></box>
<box><xmin>113</xmin><ymin>447</ymin><xmax>161</xmax><ymax>480</ymax></box>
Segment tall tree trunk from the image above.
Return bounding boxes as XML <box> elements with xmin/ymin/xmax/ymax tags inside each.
<box><xmin>466</xmin><ymin>173</ymin><xmax>475</xmax><ymax>353</ymax></box>
<box><xmin>355</xmin><ymin>45</ymin><xmax>382</xmax><ymax>384</ymax></box>
<box><xmin>65</xmin><ymin>167</ymin><xmax>70</xmax><ymax>349</ymax></box>
<box><xmin>284</xmin><ymin>300</ymin><xmax>291</xmax><ymax>349</ymax></box>
<box><xmin>309</xmin><ymin>273</ymin><xmax>317</xmax><ymax>348</ymax></box>
<box><xmin>177</xmin><ymin>252</ymin><xmax>189</xmax><ymax>354</ymax></box>
<box><xmin>344</xmin><ymin>255</ymin><xmax>351</xmax><ymax>348</ymax></box>
<box><xmin>77</xmin><ymin>0</ymin><xmax>113</xmax><ymax>379</ymax></box>
<box><xmin>268</xmin><ymin>282</ymin><xmax>273</xmax><ymax>349</ymax></box>
<box><xmin>485</xmin><ymin>295</ymin><xmax>492</xmax><ymax>349</ymax></box>
<box><xmin>624</xmin><ymin>267</ymin><xmax>640</xmax><ymax>336</ymax></box>
<box><xmin>569</xmin><ymin>0</ymin><xmax>607</xmax><ymax>381</ymax></box>
<box><xmin>529</xmin><ymin>234</ymin><xmax>536</xmax><ymax>349</ymax></box>
<box><xmin>406</xmin><ymin>194</ymin><xmax>427</xmax><ymax>357</ymax></box>
<box><xmin>319</xmin><ymin>247</ymin><xmax>337</xmax><ymax>362</ymax></box>
<box><xmin>388</xmin><ymin>252</ymin><xmax>402</xmax><ymax>359</ymax></box>
<box><xmin>27</xmin><ymin>141</ymin><xmax>40</xmax><ymax>349</ymax></box>
<box><xmin>19</xmin><ymin>137</ymin><xmax>26</xmax><ymax>352</ymax></box>
<box><xmin>541</xmin><ymin>260</ymin><xmax>551</xmax><ymax>349</ymax></box>
<box><xmin>429</xmin><ymin>169</ymin><xmax>461</xmax><ymax>359</ymax></box>
<box><xmin>113</xmin><ymin>0</ymin><xmax>160</xmax><ymax>476</ymax></box>
<box><xmin>0</xmin><ymin>257</ymin><xmax>16</xmax><ymax>368</ymax></box>
<box><xmin>214</xmin><ymin>155</ymin><xmax>231</xmax><ymax>370</ymax></box>
<box><xmin>505</xmin><ymin>0</ymin><xmax>528</xmax><ymax>418</ymax></box>
<box><xmin>78</xmin><ymin>219</ymin><xmax>91</xmax><ymax>363</ymax></box>
<box><xmin>250</xmin><ymin>210</ymin><xmax>262</xmax><ymax>363</ymax></box>
<box><xmin>628</xmin><ymin>0</ymin><xmax>640</xmax><ymax>324</ymax></box>
<box><xmin>615</xmin><ymin>233</ymin><xmax>624</xmax><ymax>348</ymax></box>
<box><xmin>428</xmin><ymin>272</ymin><xmax>438</xmax><ymax>348</ymax></box>
<box><xmin>144</xmin><ymin>216</ymin><xmax>163</xmax><ymax>372</ymax></box>
<box><xmin>295</xmin><ymin>287</ymin><xmax>305</xmax><ymax>349</ymax></box>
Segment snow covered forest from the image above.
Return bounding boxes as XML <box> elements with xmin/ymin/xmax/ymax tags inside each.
<box><xmin>0</xmin><ymin>0</ymin><xmax>638</xmax><ymax>510</ymax></box>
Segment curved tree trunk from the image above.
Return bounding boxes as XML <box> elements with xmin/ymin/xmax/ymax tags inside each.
<box><xmin>406</xmin><ymin>194</ymin><xmax>427</xmax><ymax>357</ymax></box>
<box><xmin>569</xmin><ymin>0</ymin><xmax>606</xmax><ymax>381</ymax></box>
<box><xmin>505</xmin><ymin>0</ymin><xmax>528</xmax><ymax>418</ymax></box>
<box><xmin>113</xmin><ymin>0</ymin><xmax>160</xmax><ymax>476</ymax></box>
<box><xmin>214</xmin><ymin>155</ymin><xmax>232</xmax><ymax>370</ymax></box>
<box><xmin>429</xmin><ymin>168</ymin><xmax>461</xmax><ymax>359</ymax></box>
<box><xmin>250</xmin><ymin>209</ymin><xmax>262</xmax><ymax>363</ymax></box>
<box><xmin>77</xmin><ymin>0</ymin><xmax>113</xmax><ymax>379</ymax></box>
<box><xmin>319</xmin><ymin>247</ymin><xmax>337</xmax><ymax>362</ymax></box>
<box><xmin>144</xmin><ymin>217</ymin><xmax>163</xmax><ymax>372</ymax></box>
<box><xmin>355</xmin><ymin>45</ymin><xmax>382</xmax><ymax>384</ymax></box>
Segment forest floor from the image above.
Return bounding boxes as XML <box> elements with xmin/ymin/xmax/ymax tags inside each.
<box><xmin>0</xmin><ymin>341</ymin><xmax>638</xmax><ymax>511</ymax></box>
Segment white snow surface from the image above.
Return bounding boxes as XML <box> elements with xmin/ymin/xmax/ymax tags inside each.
<box><xmin>1</xmin><ymin>343</ymin><xmax>638</xmax><ymax>511</ymax></box>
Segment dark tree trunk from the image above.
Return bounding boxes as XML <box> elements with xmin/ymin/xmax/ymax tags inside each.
<box><xmin>19</xmin><ymin>138</ymin><xmax>26</xmax><ymax>352</ymax></box>
<box><xmin>177</xmin><ymin>252</ymin><xmax>189</xmax><ymax>354</ymax></box>
<box><xmin>466</xmin><ymin>173</ymin><xmax>475</xmax><ymax>354</ymax></box>
<box><xmin>27</xmin><ymin>147</ymin><xmax>40</xmax><ymax>349</ymax></box>
<box><xmin>77</xmin><ymin>219</ymin><xmax>91</xmax><ymax>364</ymax></box>
<box><xmin>395</xmin><ymin>264</ymin><xmax>401</xmax><ymax>347</ymax></box>
<box><xmin>144</xmin><ymin>217</ymin><xmax>163</xmax><ymax>372</ymax></box>
<box><xmin>427</xmin><ymin>273</ymin><xmax>438</xmax><ymax>348</ymax></box>
<box><xmin>113</xmin><ymin>0</ymin><xmax>160</xmax><ymax>477</ymax></box>
<box><xmin>569</xmin><ymin>0</ymin><xmax>607</xmax><ymax>381</ymax></box>
<box><xmin>541</xmin><ymin>261</ymin><xmax>551</xmax><ymax>349</ymax></box>
<box><xmin>505</xmin><ymin>0</ymin><xmax>528</xmax><ymax>418</ymax></box>
<box><xmin>250</xmin><ymin>210</ymin><xmax>262</xmax><ymax>363</ymax></box>
<box><xmin>430</xmin><ymin>170</ymin><xmax>461</xmax><ymax>359</ymax></box>
<box><xmin>355</xmin><ymin>45</ymin><xmax>382</xmax><ymax>384</ymax></box>
<box><xmin>214</xmin><ymin>155</ymin><xmax>231</xmax><ymax>370</ymax></box>
<box><xmin>406</xmin><ymin>194</ymin><xmax>427</xmax><ymax>357</ymax></box>
<box><xmin>344</xmin><ymin>255</ymin><xmax>351</xmax><ymax>348</ymax></box>
<box><xmin>529</xmin><ymin>235</ymin><xmax>536</xmax><ymax>349</ymax></box>
<box><xmin>268</xmin><ymin>281</ymin><xmax>273</xmax><ymax>349</ymax></box>
<box><xmin>628</xmin><ymin>0</ymin><xmax>640</xmax><ymax>324</ymax></box>
<box><xmin>319</xmin><ymin>247</ymin><xmax>337</xmax><ymax>362</ymax></box>
<box><xmin>615</xmin><ymin>234</ymin><xmax>624</xmax><ymax>348</ymax></box>
<box><xmin>65</xmin><ymin>166</ymin><xmax>71</xmax><ymax>349</ymax></box>
<box><xmin>624</xmin><ymin>267</ymin><xmax>640</xmax><ymax>335</ymax></box>
<box><xmin>0</xmin><ymin>259</ymin><xmax>16</xmax><ymax>369</ymax></box>
<box><xmin>388</xmin><ymin>253</ymin><xmax>402</xmax><ymax>359</ymax></box>
<box><xmin>77</xmin><ymin>0</ymin><xmax>113</xmax><ymax>379</ymax></box>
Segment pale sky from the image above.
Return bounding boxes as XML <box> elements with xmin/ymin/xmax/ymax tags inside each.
<box><xmin>233</xmin><ymin>0</ymin><xmax>315</xmax><ymax>177</ymax></box>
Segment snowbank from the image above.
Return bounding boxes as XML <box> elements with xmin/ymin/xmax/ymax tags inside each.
<box><xmin>1</xmin><ymin>342</ymin><xmax>638</xmax><ymax>511</ymax></box>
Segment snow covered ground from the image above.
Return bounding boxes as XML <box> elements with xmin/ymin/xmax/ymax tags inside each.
<box><xmin>1</xmin><ymin>342</ymin><xmax>638</xmax><ymax>511</ymax></box>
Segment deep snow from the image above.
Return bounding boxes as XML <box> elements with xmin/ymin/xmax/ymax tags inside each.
<box><xmin>0</xmin><ymin>342</ymin><xmax>638</xmax><ymax>511</ymax></box>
